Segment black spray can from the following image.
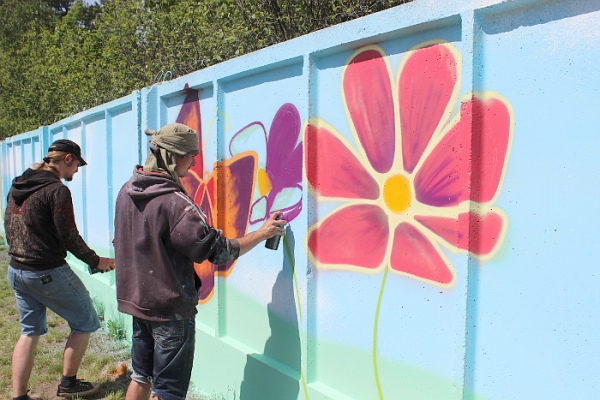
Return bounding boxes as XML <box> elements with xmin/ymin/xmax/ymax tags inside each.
<box><xmin>88</xmin><ymin>265</ymin><xmax>102</xmax><ymax>274</ymax></box>
<box><xmin>265</xmin><ymin>215</ymin><xmax>283</xmax><ymax>250</ymax></box>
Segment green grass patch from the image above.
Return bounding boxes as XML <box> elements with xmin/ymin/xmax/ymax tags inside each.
<box><xmin>106</xmin><ymin>315</ymin><xmax>127</xmax><ymax>342</ymax></box>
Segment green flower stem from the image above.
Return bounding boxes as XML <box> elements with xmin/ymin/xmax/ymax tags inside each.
<box><xmin>284</xmin><ymin>235</ymin><xmax>303</xmax><ymax>323</ymax></box>
<box><xmin>373</xmin><ymin>267</ymin><xmax>389</xmax><ymax>399</ymax></box>
<box><xmin>283</xmin><ymin>235</ymin><xmax>310</xmax><ymax>399</ymax></box>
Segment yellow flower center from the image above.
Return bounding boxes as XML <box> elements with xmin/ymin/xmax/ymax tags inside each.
<box><xmin>383</xmin><ymin>174</ymin><xmax>411</xmax><ymax>214</ymax></box>
<box><xmin>258</xmin><ymin>168</ymin><xmax>272</xmax><ymax>196</ymax></box>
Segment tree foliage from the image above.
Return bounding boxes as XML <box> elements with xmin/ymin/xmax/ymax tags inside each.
<box><xmin>0</xmin><ymin>0</ymin><xmax>411</xmax><ymax>139</ymax></box>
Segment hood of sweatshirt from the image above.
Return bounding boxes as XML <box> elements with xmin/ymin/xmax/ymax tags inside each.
<box><xmin>126</xmin><ymin>166</ymin><xmax>181</xmax><ymax>201</ymax></box>
<box><xmin>10</xmin><ymin>169</ymin><xmax>61</xmax><ymax>205</ymax></box>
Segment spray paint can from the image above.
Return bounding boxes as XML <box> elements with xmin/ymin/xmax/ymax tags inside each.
<box><xmin>265</xmin><ymin>215</ymin><xmax>283</xmax><ymax>250</ymax></box>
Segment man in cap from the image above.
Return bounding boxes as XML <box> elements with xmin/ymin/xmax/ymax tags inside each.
<box><xmin>114</xmin><ymin>123</ymin><xmax>285</xmax><ymax>400</ymax></box>
<box><xmin>4</xmin><ymin>139</ymin><xmax>115</xmax><ymax>400</ymax></box>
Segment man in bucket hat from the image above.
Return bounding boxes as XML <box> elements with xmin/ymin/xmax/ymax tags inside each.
<box><xmin>4</xmin><ymin>139</ymin><xmax>115</xmax><ymax>400</ymax></box>
<box><xmin>114</xmin><ymin>123</ymin><xmax>285</xmax><ymax>400</ymax></box>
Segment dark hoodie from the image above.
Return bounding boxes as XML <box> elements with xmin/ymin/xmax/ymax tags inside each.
<box><xmin>114</xmin><ymin>167</ymin><xmax>239</xmax><ymax>321</ymax></box>
<box><xmin>4</xmin><ymin>168</ymin><xmax>99</xmax><ymax>270</ymax></box>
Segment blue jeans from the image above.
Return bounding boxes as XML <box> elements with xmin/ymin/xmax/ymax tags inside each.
<box><xmin>7</xmin><ymin>264</ymin><xmax>100</xmax><ymax>335</ymax></box>
<box><xmin>130</xmin><ymin>316</ymin><xmax>196</xmax><ymax>400</ymax></box>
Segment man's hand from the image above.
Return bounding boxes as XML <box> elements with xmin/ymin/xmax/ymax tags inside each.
<box><xmin>97</xmin><ymin>257</ymin><xmax>115</xmax><ymax>273</ymax></box>
<box><xmin>258</xmin><ymin>212</ymin><xmax>287</xmax><ymax>241</ymax></box>
<box><xmin>237</xmin><ymin>212</ymin><xmax>287</xmax><ymax>256</ymax></box>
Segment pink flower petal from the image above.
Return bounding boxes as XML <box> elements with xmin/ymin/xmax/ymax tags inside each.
<box><xmin>390</xmin><ymin>222</ymin><xmax>454</xmax><ymax>284</ymax></box>
<box><xmin>343</xmin><ymin>48</ymin><xmax>395</xmax><ymax>174</ymax></box>
<box><xmin>308</xmin><ymin>205</ymin><xmax>389</xmax><ymax>269</ymax></box>
<box><xmin>470</xmin><ymin>96</ymin><xmax>511</xmax><ymax>203</ymax></box>
<box><xmin>415</xmin><ymin>210</ymin><xmax>505</xmax><ymax>256</ymax></box>
<box><xmin>413</xmin><ymin>104</ymin><xmax>471</xmax><ymax>207</ymax></box>
<box><xmin>414</xmin><ymin>95</ymin><xmax>511</xmax><ymax>206</ymax></box>
<box><xmin>399</xmin><ymin>43</ymin><xmax>457</xmax><ymax>173</ymax></box>
<box><xmin>305</xmin><ymin>124</ymin><xmax>380</xmax><ymax>200</ymax></box>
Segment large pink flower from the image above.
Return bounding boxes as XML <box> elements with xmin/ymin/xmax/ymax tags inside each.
<box><xmin>305</xmin><ymin>42</ymin><xmax>512</xmax><ymax>286</ymax></box>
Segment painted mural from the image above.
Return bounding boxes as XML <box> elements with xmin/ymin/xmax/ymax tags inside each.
<box><xmin>304</xmin><ymin>40</ymin><xmax>513</xmax><ymax>398</ymax></box>
<box><xmin>175</xmin><ymin>85</ymin><xmax>303</xmax><ymax>303</ymax></box>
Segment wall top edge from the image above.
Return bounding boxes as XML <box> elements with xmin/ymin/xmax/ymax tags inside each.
<box><xmin>0</xmin><ymin>92</ymin><xmax>141</xmax><ymax>146</ymax></box>
<box><xmin>140</xmin><ymin>0</ymin><xmax>537</xmax><ymax>91</ymax></box>
<box><xmin>2</xmin><ymin>128</ymin><xmax>43</xmax><ymax>144</ymax></box>
<box><xmin>46</xmin><ymin>91</ymin><xmax>140</xmax><ymax>130</ymax></box>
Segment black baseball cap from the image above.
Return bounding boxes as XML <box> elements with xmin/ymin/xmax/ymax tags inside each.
<box><xmin>48</xmin><ymin>139</ymin><xmax>87</xmax><ymax>166</ymax></box>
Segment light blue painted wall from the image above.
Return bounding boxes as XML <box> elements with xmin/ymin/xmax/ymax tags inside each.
<box><xmin>2</xmin><ymin>1</ymin><xmax>599</xmax><ymax>399</ymax></box>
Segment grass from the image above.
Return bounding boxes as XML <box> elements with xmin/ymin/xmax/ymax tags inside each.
<box><xmin>106</xmin><ymin>316</ymin><xmax>127</xmax><ymax>342</ymax></box>
<box><xmin>0</xmin><ymin>239</ymin><xmax>221</xmax><ymax>400</ymax></box>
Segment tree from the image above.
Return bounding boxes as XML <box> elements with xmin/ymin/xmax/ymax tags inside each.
<box><xmin>0</xmin><ymin>0</ymin><xmax>411</xmax><ymax>139</ymax></box>
<box><xmin>0</xmin><ymin>0</ymin><xmax>59</xmax><ymax>138</ymax></box>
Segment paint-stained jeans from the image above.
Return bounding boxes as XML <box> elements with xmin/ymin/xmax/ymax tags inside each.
<box><xmin>130</xmin><ymin>316</ymin><xmax>195</xmax><ymax>400</ymax></box>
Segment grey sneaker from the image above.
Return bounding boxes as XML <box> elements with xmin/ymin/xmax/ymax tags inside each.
<box><xmin>56</xmin><ymin>380</ymin><xmax>100</xmax><ymax>398</ymax></box>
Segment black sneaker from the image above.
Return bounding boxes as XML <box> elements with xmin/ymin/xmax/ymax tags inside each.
<box><xmin>56</xmin><ymin>380</ymin><xmax>100</xmax><ymax>398</ymax></box>
<box><xmin>14</xmin><ymin>392</ymin><xmax>41</xmax><ymax>400</ymax></box>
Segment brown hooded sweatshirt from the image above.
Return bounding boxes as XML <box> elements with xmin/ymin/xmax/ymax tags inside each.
<box><xmin>114</xmin><ymin>167</ymin><xmax>239</xmax><ymax>321</ymax></box>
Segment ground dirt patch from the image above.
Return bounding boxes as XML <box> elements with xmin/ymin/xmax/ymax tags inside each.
<box><xmin>31</xmin><ymin>328</ymin><xmax>132</xmax><ymax>399</ymax></box>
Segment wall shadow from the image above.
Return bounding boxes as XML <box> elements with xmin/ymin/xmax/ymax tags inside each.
<box><xmin>240</xmin><ymin>228</ymin><xmax>301</xmax><ymax>400</ymax></box>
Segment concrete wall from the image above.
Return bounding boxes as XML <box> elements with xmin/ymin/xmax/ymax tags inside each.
<box><xmin>2</xmin><ymin>0</ymin><xmax>599</xmax><ymax>398</ymax></box>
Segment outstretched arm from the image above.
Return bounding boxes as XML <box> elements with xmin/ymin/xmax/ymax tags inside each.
<box><xmin>236</xmin><ymin>212</ymin><xmax>286</xmax><ymax>256</ymax></box>
<box><xmin>173</xmin><ymin>207</ymin><xmax>287</xmax><ymax>265</ymax></box>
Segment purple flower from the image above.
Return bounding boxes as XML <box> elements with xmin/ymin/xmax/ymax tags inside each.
<box><xmin>230</xmin><ymin>103</ymin><xmax>303</xmax><ymax>224</ymax></box>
